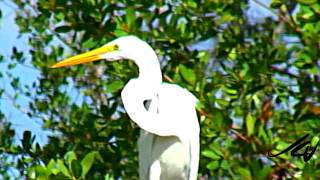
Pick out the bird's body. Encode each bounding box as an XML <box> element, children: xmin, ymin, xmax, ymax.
<box><xmin>134</xmin><ymin>82</ymin><xmax>199</xmax><ymax>180</ymax></box>
<box><xmin>140</xmin><ymin>131</ymin><xmax>190</xmax><ymax>180</ymax></box>
<box><xmin>52</xmin><ymin>36</ymin><xmax>199</xmax><ymax>180</ymax></box>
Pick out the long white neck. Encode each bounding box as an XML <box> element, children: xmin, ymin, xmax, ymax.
<box><xmin>135</xmin><ymin>53</ymin><xmax>162</xmax><ymax>87</ymax></box>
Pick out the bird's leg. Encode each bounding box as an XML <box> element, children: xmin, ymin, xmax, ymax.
<box><xmin>138</xmin><ymin>129</ymin><xmax>154</xmax><ymax>180</ymax></box>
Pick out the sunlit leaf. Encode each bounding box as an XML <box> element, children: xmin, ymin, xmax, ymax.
<box><xmin>179</xmin><ymin>64</ymin><xmax>196</xmax><ymax>85</ymax></box>
<box><xmin>81</xmin><ymin>151</ymin><xmax>99</xmax><ymax>178</ymax></box>
<box><xmin>106</xmin><ymin>80</ymin><xmax>124</xmax><ymax>93</ymax></box>
<box><xmin>57</xmin><ymin>160</ymin><xmax>71</xmax><ymax>178</ymax></box>
<box><xmin>246</xmin><ymin>113</ymin><xmax>255</xmax><ymax>136</ymax></box>
<box><xmin>206</xmin><ymin>161</ymin><xmax>219</xmax><ymax>170</ymax></box>
<box><xmin>202</xmin><ymin>150</ymin><xmax>221</xmax><ymax>160</ymax></box>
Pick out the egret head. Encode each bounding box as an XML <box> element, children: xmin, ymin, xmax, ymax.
<box><xmin>51</xmin><ymin>36</ymin><xmax>157</xmax><ymax>68</ymax></box>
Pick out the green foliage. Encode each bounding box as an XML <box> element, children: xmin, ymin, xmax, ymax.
<box><xmin>26</xmin><ymin>150</ymin><xmax>103</xmax><ymax>179</ymax></box>
<box><xmin>0</xmin><ymin>0</ymin><xmax>320</xmax><ymax>179</ymax></box>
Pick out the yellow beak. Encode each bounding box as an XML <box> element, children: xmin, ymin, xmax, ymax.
<box><xmin>51</xmin><ymin>44</ymin><xmax>118</xmax><ymax>68</ymax></box>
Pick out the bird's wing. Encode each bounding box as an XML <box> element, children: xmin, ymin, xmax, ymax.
<box><xmin>157</xmin><ymin>83</ymin><xmax>199</xmax><ymax>134</ymax></box>
<box><xmin>121</xmin><ymin>79</ymin><xmax>177</xmax><ymax>136</ymax></box>
<box><xmin>159</xmin><ymin>83</ymin><xmax>199</xmax><ymax>180</ymax></box>
<box><xmin>121</xmin><ymin>80</ymin><xmax>199</xmax><ymax>136</ymax></box>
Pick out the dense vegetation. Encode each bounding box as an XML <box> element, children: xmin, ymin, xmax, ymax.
<box><xmin>1</xmin><ymin>0</ymin><xmax>320</xmax><ymax>179</ymax></box>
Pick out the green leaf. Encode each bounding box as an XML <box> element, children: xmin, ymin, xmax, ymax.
<box><xmin>179</xmin><ymin>65</ymin><xmax>196</xmax><ymax>85</ymax></box>
<box><xmin>276</xmin><ymin>141</ymin><xmax>291</xmax><ymax>150</ymax></box>
<box><xmin>114</xmin><ymin>19</ymin><xmax>128</xmax><ymax>36</ymax></box>
<box><xmin>223</xmin><ymin>87</ymin><xmax>238</xmax><ymax>95</ymax></box>
<box><xmin>202</xmin><ymin>150</ymin><xmax>221</xmax><ymax>160</ymax></box>
<box><xmin>273</xmin><ymin>141</ymin><xmax>291</xmax><ymax>159</ymax></box>
<box><xmin>83</xmin><ymin>38</ymin><xmax>98</xmax><ymax>49</ymax></box>
<box><xmin>298</xmin><ymin>0</ymin><xmax>317</xmax><ymax>5</ymax></box>
<box><xmin>101</xmin><ymin>102</ymin><xmax>118</xmax><ymax>117</ymax></box>
<box><xmin>55</xmin><ymin>25</ymin><xmax>71</xmax><ymax>33</ymax></box>
<box><xmin>71</xmin><ymin>160</ymin><xmax>82</xmax><ymax>178</ymax></box>
<box><xmin>104</xmin><ymin>173</ymin><xmax>114</xmax><ymax>180</ymax></box>
<box><xmin>215</xmin><ymin>99</ymin><xmax>229</xmax><ymax>108</ymax></box>
<box><xmin>81</xmin><ymin>151</ymin><xmax>99</xmax><ymax>178</ymax></box>
<box><xmin>195</xmin><ymin>100</ymin><xmax>204</xmax><ymax>111</ymax></box>
<box><xmin>228</xmin><ymin>48</ymin><xmax>237</xmax><ymax>60</ymax></box>
<box><xmin>211</xmin><ymin>109</ymin><xmax>229</xmax><ymax>130</ymax></box>
<box><xmin>270</xmin><ymin>0</ymin><xmax>284</xmax><ymax>8</ymax></box>
<box><xmin>238</xmin><ymin>167</ymin><xmax>252</xmax><ymax>179</ymax></box>
<box><xmin>187</xmin><ymin>0</ymin><xmax>197</xmax><ymax>8</ymax></box>
<box><xmin>125</xmin><ymin>8</ymin><xmax>135</xmax><ymax>29</ymax></box>
<box><xmin>220</xmin><ymin>160</ymin><xmax>229</xmax><ymax>170</ymax></box>
<box><xmin>34</xmin><ymin>165</ymin><xmax>49</xmax><ymax>179</ymax></box>
<box><xmin>22</xmin><ymin>131</ymin><xmax>32</xmax><ymax>151</ymax></box>
<box><xmin>206</xmin><ymin>161</ymin><xmax>219</xmax><ymax>170</ymax></box>
<box><xmin>57</xmin><ymin>160</ymin><xmax>71</xmax><ymax>178</ymax></box>
<box><xmin>246</xmin><ymin>113</ymin><xmax>255</xmax><ymax>136</ymax></box>
<box><xmin>106</xmin><ymin>80</ymin><xmax>124</xmax><ymax>93</ymax></box>
<box><xmin>311</xmin><ymin>136</ymin><xmax>320</xmax><ymax>147</ymax></box>
<box><xmin>47</xmin><ymin>159</ymin><xmax>60</xmax><ymax>175</ymax></box>
<box><xmin>294</xmin><ymin>159</ymin><xmax>305</xmax><ymax>169</ymax></box>
<box><xmin>64</xmin><ymin>151</ymin><xmax>77</xmax><ymax>169</ymax></box>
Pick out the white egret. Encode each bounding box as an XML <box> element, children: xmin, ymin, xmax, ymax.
<box><xmin>51</xmin><ymin>36</ymin><xmax>200</xmax><ymax>180</ymax></box>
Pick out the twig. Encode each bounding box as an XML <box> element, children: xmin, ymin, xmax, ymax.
<box><xmin>269</xmin><ymin>65</ymin><xmax>299</xmax><ymax>78</ymax></box>
<box><xmin>163</xmin><ymin>74</ymin><xmax>174</xmax><ymax>83</ymax></box>
<box><xmin>253</xmin><ymin>0</ymin><xmax>307</xmax><ymax>45</ymax></box>
<box><xmin>230</xmin><ymin>129</ymin><xmax>250</xmax><ymax>143</ymax></box>
<box><xmin>196</xmin><ymin>108</ymin><xmax>212</xmax><ymax>119</ymax></box>
<box><xmin>281</xmin><ymin>5</ymin><xmax>307</xmax><ymax>45</ymax></box>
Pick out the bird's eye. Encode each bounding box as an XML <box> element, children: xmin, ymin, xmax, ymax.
<box><xmin>114</xmin><ymin>44</ymin><xmax>119</xmax><ymax>50</ymax></box>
